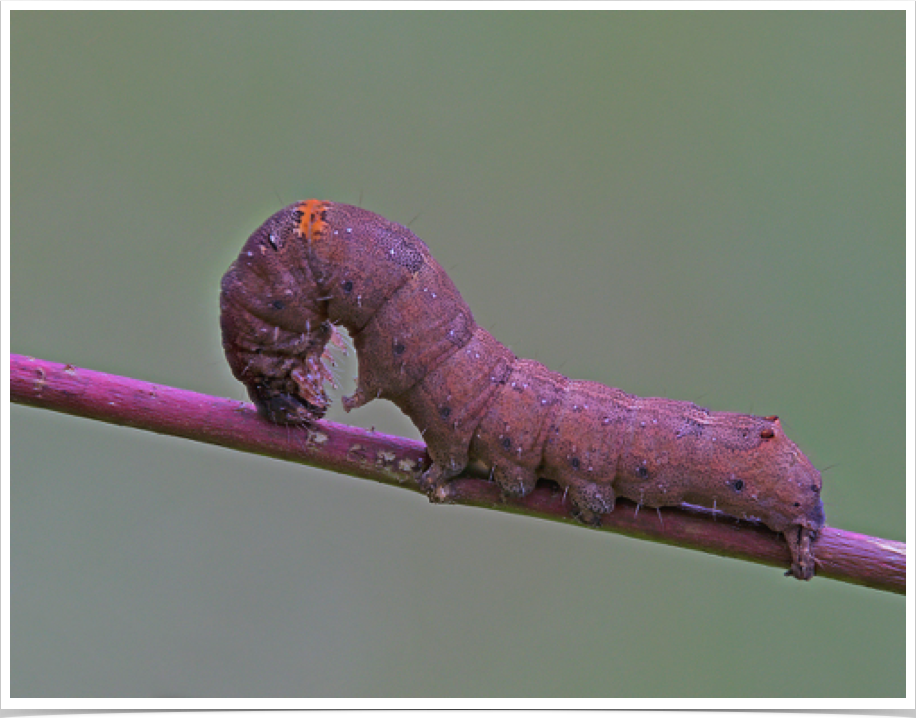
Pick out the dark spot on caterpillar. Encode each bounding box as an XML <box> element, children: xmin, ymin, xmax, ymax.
<box><xmin>219</xmin><ymin>199</ymin><xmax>826</xmax><ymax>582</ymax></box>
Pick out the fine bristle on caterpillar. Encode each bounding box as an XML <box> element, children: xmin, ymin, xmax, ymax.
<box><xmin>220</xmin><ymin>200</ymin><xmax>825</xmax><ymax>580</ymax></box>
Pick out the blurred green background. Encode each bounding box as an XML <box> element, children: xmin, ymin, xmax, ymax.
<box><xmin>10</xmin><ymin>10</ymin><xmax>905</xmax><ymax>698</ymax></box>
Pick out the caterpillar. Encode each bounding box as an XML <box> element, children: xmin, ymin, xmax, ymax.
<box><xmin>220</xmin><ymin>200</ymin><xmax>825</xmax><ymax>580</ymax></box>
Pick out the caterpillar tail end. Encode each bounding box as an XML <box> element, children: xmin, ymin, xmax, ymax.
<box><xmin>784</xmin><ymin>526</ymin><xmax>819</xmax><ymax>581</ymax></box>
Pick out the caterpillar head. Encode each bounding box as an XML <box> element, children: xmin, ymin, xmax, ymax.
<box><xmin>219</xmin><ymin>203</ymin><xmax>336</xmax><ymax>424</ymax></box>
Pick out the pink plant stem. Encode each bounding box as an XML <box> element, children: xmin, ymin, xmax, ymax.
<box><xmin>10</xmin><ymin>353</ymin><xmax>905</xmax><ymax>595</ymax></box>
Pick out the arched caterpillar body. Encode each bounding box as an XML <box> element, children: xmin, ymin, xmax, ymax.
<box><xmin>220</xmin><ymin>200</ymin><xmax>825</xmax><ymax>580</ymax></box>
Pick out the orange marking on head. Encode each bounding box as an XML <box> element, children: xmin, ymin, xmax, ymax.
<box><xmin>296</xmin><ymin>199</ymin><xmax>330</xmax><ymax>242</ymax></box>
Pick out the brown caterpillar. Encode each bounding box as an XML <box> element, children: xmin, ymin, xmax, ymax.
<box><xmin>220</xmin><ymin>200</ymin><xmax>825</xmax><ymax>580</ymax></box>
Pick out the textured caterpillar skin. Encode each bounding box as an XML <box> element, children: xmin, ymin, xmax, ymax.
<box><xmin>220</xmin><ymin>201</ymin><xmax>825</xmax><ymax>580</ymax></box>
